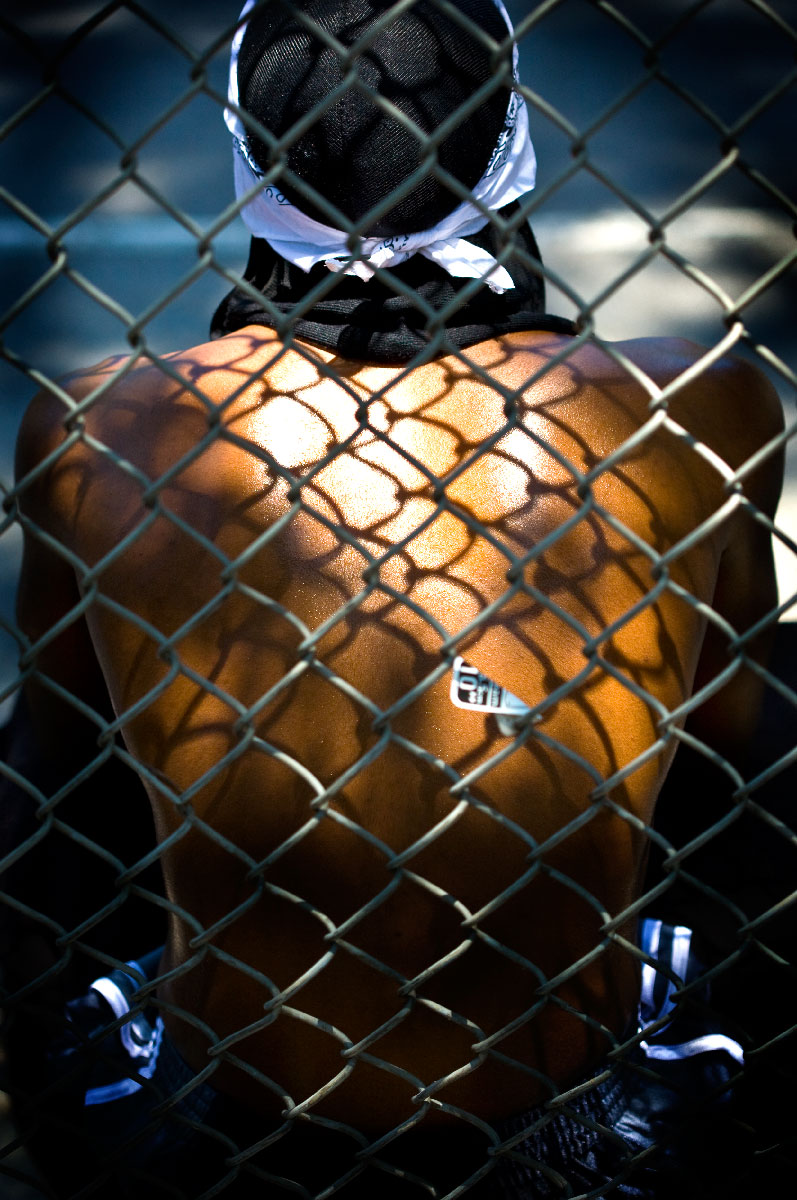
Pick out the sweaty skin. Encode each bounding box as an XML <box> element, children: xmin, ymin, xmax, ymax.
<box><xmin>15</xmin><ymin>327</ymin><xmax>783</xmax><ymax>1129</ymax></box>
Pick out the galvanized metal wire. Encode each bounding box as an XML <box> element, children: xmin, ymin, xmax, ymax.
<box><xmin>1</xmin><ymin>0</ymin><xmax>796</xmax><ymax>1196</ymax></box>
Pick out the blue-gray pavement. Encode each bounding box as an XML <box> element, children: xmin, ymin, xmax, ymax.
<box><xmin>0</xmin><ymin>3</ymin><xmax>796</xmax><ymax>1194</ymax></box>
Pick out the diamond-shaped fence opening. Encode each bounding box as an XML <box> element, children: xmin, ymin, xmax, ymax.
<box><xmin>1</xmin><ymin>0</ymin><xmax>796</xmax><ymax>1197</ymax></box>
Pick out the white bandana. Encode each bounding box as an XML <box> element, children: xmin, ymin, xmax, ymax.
<box><xmin>225</xmin><ymin>0</ymin><xmax>536</xmax><ymax>294</ymax></box>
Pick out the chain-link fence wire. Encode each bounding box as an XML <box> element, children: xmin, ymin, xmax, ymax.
<box><xmin>1</xmin><ymin>0</ymin><xmax>796</xmax><ymax>1195</ymax></box>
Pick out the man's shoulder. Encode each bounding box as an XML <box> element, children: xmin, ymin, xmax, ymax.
<box><xmin>15</xmin><ymin>331</ymin><xmax>273</xmax><ymax>471</ymax></box>
<box><xmin>484</xmin><ymin>332</ymin><xmax>784</xmax><ymax>520</ymax></box>
<box><xmin>501</xmin><ymin>330</ymin><xmax>777</xmax><ymax>396</ymax></box>
<box><xmin>597</xmin><ymin>334</ymin><xmax>781</xmax><ymax>407</ymax></box>
<box><xmin>592</xmin><ymin>336</ymin><xmax>784</xmax><ymax>522</ymax></box>
<box><xmin>15</xmin><ymin>354</ymin><xmax>129</xmax><ymax>487</ymax></box>
<box><xmin>503</xmin><ymin>332</ymin><xmax>782</xmax><ymax>450</ymax></box>
<box><xmin>611</xmin><ymin>335</ymin><xmax>784</xmax><ymax>466</ymax></box>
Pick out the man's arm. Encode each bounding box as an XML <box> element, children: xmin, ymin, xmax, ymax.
<box><xmin>679</xmin><ymin>356</ymin><xmax>785</xmax><ymax>768</ymax></box>
<box><xmin>15</xmin><ymin>527</ymin><xmax>113</xmax><ymax>774</ymax></box>
<box><xmin>13</xmin><ymin>380</ymin><xmax>115</xmax><ymax>776</ymax></box>
<box><xmin>2</xmin><ymin>384</ymin><xmax>119</xmax><ymax>993</ymax></box>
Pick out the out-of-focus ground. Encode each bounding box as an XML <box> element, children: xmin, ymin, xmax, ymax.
<box><xmin>0</xmin><ymin>0</ymin><xmax>795</xmax><ymax>1195</ymax></box>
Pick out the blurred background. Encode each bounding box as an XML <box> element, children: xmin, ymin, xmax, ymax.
<box><xmin>1</xmin><ymin>0</ymin><xmax>796</xmax><ymax>1194</ymax></box>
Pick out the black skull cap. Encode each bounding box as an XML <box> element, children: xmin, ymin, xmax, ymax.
<box><xmin>237</xmin><ymin>0</ymin><xmax>513</xmax><ymax>237</ymax></box>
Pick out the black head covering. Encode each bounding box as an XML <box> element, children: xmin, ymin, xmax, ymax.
<box><xmin>236</xmin><ymin>0</ymin><xmax>512</xmax><ymax>236</ymax></box>
<box><xmin>213</xmin><ymin>1</ymin><xmax>577</xmax><ymax>362</ymax></box>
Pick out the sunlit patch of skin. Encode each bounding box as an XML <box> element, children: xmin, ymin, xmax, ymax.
<box><xmin>497</xmin><ymin>424</ymin><xmax>581</xmax><ymax>488</ymax></box>
<box><xmin>364</xmin><ymin>398</ymin><xmax>391</xmax><ymax>433</ymax></box>
<box><xmin>376</xmin><ymin>500</ymin><xmax>470</xmax><ymax>572</ymax></box>
<box><xmin>445</xmin><ymin>450</ymin><xmax>535</xmax><ymax>527</ymax></box>
<box><xmin>372</xmin><ymin>360</ymin><xmax>464</xmax><ymax>415</ymax></box>
<box><xmin>244</xmin><ymin>392</ymin><xmax>337</xmax><ymax>472</ymax></box>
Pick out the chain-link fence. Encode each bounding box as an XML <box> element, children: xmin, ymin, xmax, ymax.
<box><xmin>1</xmin><ymin>0</ymin><xmax>796</xmax><ymax>1196</ymax></box>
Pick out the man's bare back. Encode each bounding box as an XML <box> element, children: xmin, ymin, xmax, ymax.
<box><xmin>15</xmin><ymin>326</ymin><xmax>783</xmax><ymax>1130</ymax></box>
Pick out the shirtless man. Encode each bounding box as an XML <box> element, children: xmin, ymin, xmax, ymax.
<box><xmin>8</xmin><ymin>0</ymin><xmax>784</xmax><ymax>1196</ymax></box>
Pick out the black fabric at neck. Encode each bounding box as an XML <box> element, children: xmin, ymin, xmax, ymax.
<box><xmin>210</xmin><ymin>204</ymin><xmax>576</xmax><ymax>364</ymax></box>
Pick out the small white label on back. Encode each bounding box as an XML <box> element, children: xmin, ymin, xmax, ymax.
<box><xmin>450</xmin><ymin>657</ymin><xmax>535</xmax><ymax>736</ymax></box>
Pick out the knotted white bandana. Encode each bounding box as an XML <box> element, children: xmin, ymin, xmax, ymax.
<box><xmin>225</xmin><ymin>0</ymin><xmax>536</xmax><ymax>294</ymax></box>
